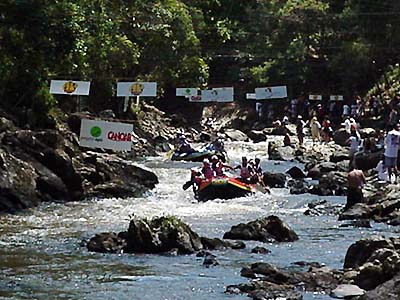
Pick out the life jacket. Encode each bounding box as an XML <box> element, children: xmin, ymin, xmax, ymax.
<box><xmin>202</xmin><ymin>166</ymin><xmax>214</xmax><ymax>180</ymax></box>
<box><xmin>212</xmin><ymin>162</ymin><xmax>224</xmax><ymax>177</ymax></box>
<box><xmin>240</xmin><ymin>166</ymin><xmax>251</xmax><ymax>179</ymax></box>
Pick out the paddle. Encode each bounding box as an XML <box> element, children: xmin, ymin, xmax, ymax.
<box><xmin>163</xmin><ymin>145</ymin><xmax>177</xmax><ymax>161</ymax></box>
<box><xmin>256</xmin><ymin>175</ymin><xmax>270</xmax><ymax>194</ymax></box>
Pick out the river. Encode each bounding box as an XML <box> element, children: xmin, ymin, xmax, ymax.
<box><xmin>0</xmin><ymin>141</ymin><xmax>397</xmax><ymax>300</ymax></box>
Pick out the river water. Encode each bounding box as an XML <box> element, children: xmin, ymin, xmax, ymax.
<box><xmin>0</xmin><ymin>141</ymin><xmax>397</xmax><ymax>300</ymax></box>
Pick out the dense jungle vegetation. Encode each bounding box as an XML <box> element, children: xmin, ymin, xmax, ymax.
<box><xmin>1</xmin><ymin>0</ymin><xmax>400</xmax><ymax>126</ymax></box>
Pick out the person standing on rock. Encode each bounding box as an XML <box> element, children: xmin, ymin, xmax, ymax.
<box><xmin>296</xmin><ymin>115</ymin><xmax>306</xmax><ymax>146</ymax></box>
<box><xmin>345</xmin><ymin>168</ymin><xmax>366</xmax><ymax>210</ymax></box>
<box><xmin>310</xmin><ymin>116</ymin><xmax>321</xmax><ymax>143</ymax></box>
<box><xmin>384</xmin><ymin>124</ymin><xmax>400</xmax><ymax>182</ymax></box>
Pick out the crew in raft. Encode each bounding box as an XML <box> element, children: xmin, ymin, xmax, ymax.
<box><xmin>182</xmin><ymin>157</ymin><xmax>234</xmax><ymax>191</ymax></box>
<box><xmin>210</xmin><ymin>155</ymin><xmax>234</xmax><ymax>176</ymax></box>
<box><xmin>234</xmin><ymin>156</ymin><xmax>257</xmax><ymax>184</ymax></box>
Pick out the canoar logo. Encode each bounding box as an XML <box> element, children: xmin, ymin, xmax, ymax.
<box><xmin>63</xmin><ymin>81</ymin><xmax>78</xmax><ymax>93</ymax></box>
<box><xmin>90</xmin><ymin>126</ymin><xmax>102</xmax><ymax>138</ymax></box>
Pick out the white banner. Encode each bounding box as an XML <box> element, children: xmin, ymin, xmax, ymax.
<box><xmin>79</xmin><ymin>119</ymin><xmax>133</xmax><ymax>152</ymax></box>
<box><xmin>309</xmin><ymin>95</ymin><xmax>322</xmax><ymax>101</ymax></box>
<box><xmin>255</xmin><ymin>86</ymin><xmax>287</xmax><ymax>100</ymax></box>
<box><xmin>246</xmin><ymin>93</ymin><xmax>256</xmax><ymax>100</ymax></box>
<box><xmin>50</xmin><ymin>80</ymin><xmax>91</xmax><ymax>96</ymax></box>
<box><xmin>330</xmin><ymin>95</ymin><xmax>344</xmax><ymax>101</ymax></box>
<box><xmin>117</xmin><ymin>82</ymin><xmax>157</xmax><ymax>97</ymax></box>
<box><xmin>176</xmin><ymin>88</ymin><xmax>199</xmax><ymax>97</ymax></box>
<box><xmin>201</xmin><ymin>87</ymin><xmax>234</xmax><ymax>102</ymax></box>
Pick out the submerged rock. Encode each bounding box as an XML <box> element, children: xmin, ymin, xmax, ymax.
<box><xmin>223</xmin><ymin>215</ymin><xmax>299</xmax><ymax>243</ymax></box>
<box><xmin>87</xmin><ymin>232</ymin><xmax>127</xmax><ymax>253</ymax></box>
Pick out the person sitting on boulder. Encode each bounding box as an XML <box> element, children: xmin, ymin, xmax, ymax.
<box><xmin>201</xmin><ymin>159</ymin><xmax>214</xmax><ymax>180</ymax></box>
<box><xmin>210</xmin><ymin>155</ymin><xmax>233</xmax><ymax>177</ymax></box>
<box><xmin>234</xmin><ymin>156</ymin><xmax>255</xmax><ymax>183</ymax></box>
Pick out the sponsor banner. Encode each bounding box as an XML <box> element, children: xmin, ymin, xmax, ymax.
<box><xmin>246</xmin><ymin>93</ymin><xmax>256</xmax><ymax>100</ymax></box>
<box><xmin>79</xmin><ymin>119</ymin><xmax>133</xmax><ymax>152</ymax></box>
<box><xmin>201</xmin><ymin>87</ymin><xmax>234</xmax><ymax>102</ymax></box>
<box><xmin>255</xmin><ymin>86</ymin><xmax>287</xmax><ymax>100</ymax></box>
<box><xmin>50</xmin><ymin>80</ymin><xmax>91</xmax><ymax>95</ymax></box>
<box><xmin>117</xmin><ymin>82</ymin><xmax>157</xmax><ymax>97</ymax></box>
<box><xmin>330</xmin><ymin>95</ymin><xmax>344</xmax><ymax>101</ymax></box>
<box><xmin>176</xmin><ymin>88</ymin><xmax>199</xmax><ymax>97</ymax></box>
<box><xmin>309</xmin><ymin>95</ymin><xmax>322</xmax><ymax>101</ymax></box>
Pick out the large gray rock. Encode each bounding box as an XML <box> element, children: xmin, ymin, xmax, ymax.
<box><xmin>333</xmin><ymin>128</ymin><xmax>350</xmax><ymax>146</ymax></box>
<box><xmin>0</xmin><ymin>149</ymin><xmax>39</xmax><ymax>212</ymax></box>
<box><xmin>225</xmin><ymin>129</ymin><xmax>249</xmax><ymax>141</ymax></box>
<box><xmin>339</xmin><ymin>203</ymin><xmax>372</xmax><ymax>221</ymax></box>
<box><xmin>125</xmin><ymin>216</ymin><xmax>203</xmax><ymax>254</ymax></box>
<box><xmin>223</xmin><ymin>215</ymin><xmax>299</xmax><ymax>243</ymax></box>
<box><xmin>247</xmin><ymin>130</ymin><xmax>266</xmax><ymax>143</ymax></box>
<box><xmin>263</xmin><ymin>172</ymin><xmax>286</xmax><ymax>188</ymax></box>
<box><xmin>354</xmin><ymin>150</ymin><xmax>383</xmax><ymax>171</ymax></box>
<box><xmin>344</xmin><ymin>236</ymin><xmax>396</xmax><ymax>269</ymax></box>
<box><xmin>359</xmin><ymin>272</ymin><xmax>400</xmax><ymax>299</ymax></box>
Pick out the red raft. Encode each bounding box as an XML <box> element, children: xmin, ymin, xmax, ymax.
<box><xmin>195</xmin><ymin>177</ymin><xmax>256</xmax><ymax>202</ymax></box>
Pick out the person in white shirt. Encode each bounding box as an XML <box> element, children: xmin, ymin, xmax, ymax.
<box><xmin>375</xmin><ymin>158</ymin><xmax>389</xmax><ymax>182</ymax></box>
<box><xmin>347</xmin><ymin>131</ymin><xmax>361</xmax><ymax>168</ymax></box>
<box><xmin>343</xmin><ymin>116</ymin><xmax>351</xmax><ymax>134</ymax></box>
<box><xmin>384</xmin><ymin>125</ymin><xmax>400</xmax><ymax>181</ymax></box>
<box><xmin>310</xmin><ymin>116</ymin><xmax>321</xmax><ymax>143</ymax></box>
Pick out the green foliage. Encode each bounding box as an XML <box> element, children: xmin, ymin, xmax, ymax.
<box><xmin>0</xmin><ymin>0</ymin><xmax>399</xmax><ymax>124</ymax></box>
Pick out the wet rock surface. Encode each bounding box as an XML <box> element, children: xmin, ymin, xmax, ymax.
<box><xmin>0</xmin><ymin>108</ymin><xmax>166</xmax><ymax>213</ymax></box>
<box><xmin>223</xmin><ymin>215</ymin><xmax>299</xmax><ymax>243</ymax></box>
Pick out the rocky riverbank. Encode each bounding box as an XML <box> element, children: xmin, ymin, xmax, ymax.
<box><xmin>0</xmin><ymin>104</ymin><xmax>180</xmax><ymax>213</ymax></box>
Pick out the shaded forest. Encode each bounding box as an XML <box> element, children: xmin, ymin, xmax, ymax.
<box><xmin>1</xmin><ymin>0</ymin><xmax>400</xmax><ymax>126</ymax></box>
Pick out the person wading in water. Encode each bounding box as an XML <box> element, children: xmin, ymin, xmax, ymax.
<box><xmin>345</xmin><ymin>167</ymin><xmax>366</xmax><ymax>210</ymax></box>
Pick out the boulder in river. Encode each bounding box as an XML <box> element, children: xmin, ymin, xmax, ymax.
<box><xmin>262</xmin><ymin>172</ymin><xmax>286</xmax><ymax>188</ymax></box>
<box><xmin>224</xmin><ymin>129</ymin><xmax>249</xmax><ymax>142</ymax></box>
<box><xmin>125</xmin><ymin>216</ymin><xmax>203</xmax><ymax>254</ymax></box>
<box><xmin>247</xmin><ymin>130</ymin><xmax>266</xmax><ymax>143</ymax></box>
<box><xmin>223</xmin><ymin>215</ymin><xmax>299</xmax><ymax>243</ymax></box>
<box><xmin>286</xmin><ymin>166</ymin><xmax>306</xmax><ymax>179</ymax></box>
<box><xmin>86</xmin><ymin>232</ymin><xmax>127</xmax><ymax>253</ymax></box>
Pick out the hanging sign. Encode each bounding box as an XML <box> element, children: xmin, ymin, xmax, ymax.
<box><xmin>330</xmin><ymin>95</ymin><xmax>344</xmax><ymax>101</ymax></box>
<box><xmin>176</xmin><ymin>88</ymin><xmax>199</xmax><ymax>97</ymax></box>
<box><xmin>246</xmin><ymin>93</ymin><xmax>256</xmax><ymax>100</ymax></box>
<box><xmin>309</xmin><ymin>95</ymin><xmax>322</xmax><ymax>101</ymax></box>
<box><xmin>201</xmin><ymin>87</ymin><xmax>234</xmax><ymax>102</ymax></box>
<box><xmin>79</xmin><ymin>119</ymin><xmax>133</xmax><ymax>152</ymax></box>
<box><xmin>117</xmin><ymin>82</ymin><xmax>157</xmax><ymax>97</ymax></box>
<box><xmin>255</xmin><ymin>86</ymin><xmax>287</xmax><ymax>100</ymax></box>
<box><xmin>50</xmin><ymin>80</ymin><xmax>91</xmax><ymax>96</ymax></box>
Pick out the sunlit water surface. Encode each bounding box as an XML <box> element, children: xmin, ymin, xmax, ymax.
<box><xmin>0</xmin><ymin>141</ymin><xmax>397</xmax><ymax>300</ymax></box>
